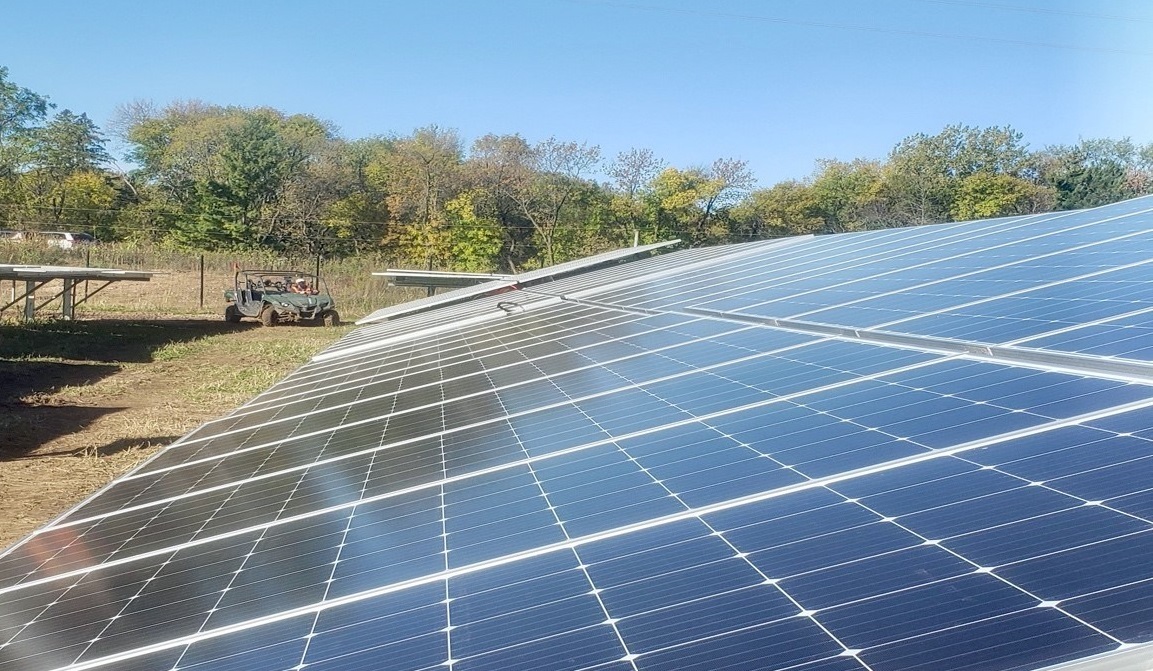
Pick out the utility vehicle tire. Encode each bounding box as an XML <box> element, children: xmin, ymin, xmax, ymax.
<box><xmin>259</xmin><ymin>305</ymin><xmax>278</xmax><ymax>327</ymax></box>
<box><xmin>321</xmin><ymin>309</ymin><xmax>341</xmax><ymax>327</ymax></box>
<box><xmin>224</xmin><ymin>304</ymin><xmax>242</xmax><ymax>323</ymax></box>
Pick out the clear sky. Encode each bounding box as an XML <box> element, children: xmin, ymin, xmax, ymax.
<box><xmin>4</xmin><ymin>0</ymin><xmax>1151</xmax><ymax>186</ymax></box>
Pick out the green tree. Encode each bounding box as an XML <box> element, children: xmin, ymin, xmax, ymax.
<box><xmin>465</xmin><ymin>133</ymin><xmax>536</xmax><ymax>272</ymax></box>
<box><xmin>809</xmin><ymin>158</ymin><xmax>887</xmax><ymax>232</ymax></box>
<box><xmin>731</xmin><ymin>180</ymin><xmax>821</xmax><ymax>239</ymax></box>
<box><xmin>651</xmin><ymin>159</ymin><xmax>754</xmax><ymax>245</ymax></box>
<box><xmin>497</xmin><ymin>136</ymin><xmax>601</xmax><ymax>266</ymax></box>
<box><xmin>253</xmin><ymin>113</ymin><xmax>339</xmax><ymax>255</ymax></box>
<box><xmin>1035</xmin><ymin>139</ymin><xmax>1149</xmax><ymax>210</ymax></box>
<box><xmin>31</xmin><ymin>110</ymin><xmax>110</xmax><ymax>174</ymax></box>
<box><xmin>446</xmin><ymin>190</ymin><xmax>504</xmax><ymax>271</ymax></box>
<box><xmin>185</xmin><ymin>113</ymin><xmax>306</xmax><ymax>248</ymax></box>
<box><xmin>286</xmin><ymin>138</ymin><xmax>383</xmax><ymax>256</ymax></box>
<box><xmin>1054</xmin><ymin>161</ymin><xmax>1130</xmax><ymax>210</ymax></box>
<box><xmin>0</xmin><ymin>67</ymin><xmax>53</xmax><ymax>227</ymax></box>
<box><xmin>117</xmin><ymin>100</ymin><xmax>227</xmax><ymax>210</ymax></box>
<box><xmin>386</xmin><ymin>126</ymin><xmax>464</xmax><ymax>265</ymax></box>
<box><xmin>0</xmin><ymin>67</ymin><xmax>52</xmax><ymax>178</ymax></box>
<box><xmin>605</xmin><ymin>148</ymin><xmax>665</xmax><ymax>245</ymax></box>
<box><xmin>319</xmin><ymin>137</ymin><xmax>399</xmax><ymax>255</ymax></box>
<box><xmin>117</xmin><ymin>103</ymin><xmax>335</xmax><ymax>249</ymax></box>
<box><xmin>10</xmin><ymin>110</ymin><xmax>115</xmax><ymax>230</ymax></box>
<box><xmin>884</xmin><ymin>124</ymin><xmax>1030</xmax><ymax>225</ymax></box>
<box><xmin>53</xmin><ymin>171</ymin><xmax>118</xmax><ymax>234</ymax></box>
<box><xmin>650</xmin><ymin>167</ymin><xmax>700</xmax><ymax>242</ymax></box>
<box><xmin>950</xmin><ymin>172</ymin><xmax>1055</xmax><ymax>220</ymax></box>
<box><xmin>694</xmin><ymin>158</ymin><xmax>755</xmax><ymax>244</ymax></box>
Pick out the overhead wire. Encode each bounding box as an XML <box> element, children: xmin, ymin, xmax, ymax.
<box><xmin>0</xmin><ymin>204</ymin><xmax>773</xmax><ymax>242</ymax></box>
<box><xmin>563</xmin><ymin>0</ymin><xmax>1153</xmax><ymax>57</ymax></box>
<box><xmin>914</xmin><ymin>0</ymin><xmax>1152</xmax><ymax>24</ymax></box>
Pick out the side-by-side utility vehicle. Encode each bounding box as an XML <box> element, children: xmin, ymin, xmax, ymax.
<box><xmin>224</xmin><ymin>270</ymin><xmax>339</xmax><ymax>326</ymax></box>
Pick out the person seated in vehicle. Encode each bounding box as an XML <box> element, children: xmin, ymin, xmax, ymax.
<box><xmin>290</xmin><ymin>277</ymin><xmax>317</xmax><ymax>295</ymax></box>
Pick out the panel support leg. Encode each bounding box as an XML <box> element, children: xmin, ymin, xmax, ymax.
<box><xmin>62</xmin><ymin>278</ymin><xmax>75</xmax><ymax>320</ymax></box>
<box><xmin>23</xmin><ymin>280</ymin><xmax>35</xmax><ymax>321</ymax></box>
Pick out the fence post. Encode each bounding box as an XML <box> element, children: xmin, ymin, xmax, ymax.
<box><xmin>199</xmin><ymin>254</ymin><xmax>205</xmax><ymax>309</ymax></box>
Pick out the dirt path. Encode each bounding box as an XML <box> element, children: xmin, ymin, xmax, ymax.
<box><xmin>0</xmin><ymin>318</ymin><xmax>342</xmax><ymax>549</ymax></box>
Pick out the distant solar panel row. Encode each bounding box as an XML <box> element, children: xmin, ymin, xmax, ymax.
<box><xmin>3</xmin><ymin>196</ymin><xmax>1153</xmax><ymax>671</ymax></box>
<box><xmin>354</xmin><ymin>240</ymin><xmax>680</xmax><ymax>327</ymax></box>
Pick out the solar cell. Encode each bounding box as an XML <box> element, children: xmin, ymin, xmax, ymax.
<box><xmin>4</xmin><ymin>196</ymin><xmax>1153</xmax><ymax>671</ymax></box>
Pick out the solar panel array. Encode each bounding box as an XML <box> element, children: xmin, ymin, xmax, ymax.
<box><xmin>0</xmin><ymin>265</ymin><xmax>154</xmax><ymax>283</ymax></box>
<box><xmin>3</xmin><ymin>197</ymin><xmax>1153</xmax><ymax>671</ymax></box>
<box><xmin>0</xmin><ymin>264</ymin><xmax>153</xmax><ymax>321</ymax></box>
<box><xmin>357</xmin><ymin>240</ymin><xmax>681</xmax><ymax>327</ymax></box>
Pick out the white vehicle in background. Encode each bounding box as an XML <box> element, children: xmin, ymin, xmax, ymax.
<box><xmin>7</xmin><ymin>230</ymin><xmax>96</xmax><ymax>249</ymax></box>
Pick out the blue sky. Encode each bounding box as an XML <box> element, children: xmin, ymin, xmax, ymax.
<box><xmin>4</xmin><ymin>0</ymin><xmax>1151</xmax><ymax>186</ymax></box>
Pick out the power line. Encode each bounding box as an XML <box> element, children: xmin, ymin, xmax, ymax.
<box><xmin>0</xmin><ymin>203</ymin><xmax>519</xmax><ymax>230</ymax></box>
<box><xmin>565</xmin><ymin>0</ymin><xmax>1153</xmax><ymax>57</ymax></box>
<box><xmin>916</xmin><ymin>0</ymin><xmax>1153</xmax><ymax>24</ymax></box>
<box><xmin>0</xmin><ymin>208</ymin><xmax>638</xmax><ymax>242</ymax></box>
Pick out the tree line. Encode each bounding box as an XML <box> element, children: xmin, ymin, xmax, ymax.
<box><xmin>2</xmin><ymin>66</ymin><xmax>1151</xmax><ymax>272</ymax></box>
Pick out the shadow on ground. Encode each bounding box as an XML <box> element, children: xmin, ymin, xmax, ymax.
<box><xmin>0</xmin><ymin>318</ymin><xmax>255</xmax><ymax>458</ymax></box>
<box><xmin>0</xmin><ymin>404</ymin><xmax>124</xmax><ymax>458</ymax></box>
<box><xmin>21</xmin><ymin>432</ymin><xmax>186</xmax><ymax>459</ymax></box>
<box><xmin>0</xmin><ymin>318</ymin><xmax>253</xmax><ymax>364</ymax></box>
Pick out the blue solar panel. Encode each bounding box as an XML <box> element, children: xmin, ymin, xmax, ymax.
<box><xmin>4</xmin><ymin>196</ymin><xmax>1153</xmax><ymax>671</ymax></box>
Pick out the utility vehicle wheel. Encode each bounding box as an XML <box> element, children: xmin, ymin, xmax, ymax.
<box><xmin>224</xmin><ymin>304</ymin><xmax>242</xmax><ymax>323</ymax></box>
<box><xmin>321</xmin><ymin>309</ymin><xmax>341</xmax><ymax>327</ymax></box>
<box><xmin>259</xmin><ymin>305</ymin><xmax>278</xmax><ymax>327</ymax></box>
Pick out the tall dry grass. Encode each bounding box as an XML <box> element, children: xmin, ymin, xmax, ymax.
<box><xmin>0</xmin><ymin>241</ymin><xmax>431</xmax><ymax>320</ymax></box>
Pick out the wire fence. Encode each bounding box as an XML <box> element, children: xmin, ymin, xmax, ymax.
<box><xmin>0</xmin><ymin>242</ymin><xmax>430</xmax><ymax>321</ymax></box>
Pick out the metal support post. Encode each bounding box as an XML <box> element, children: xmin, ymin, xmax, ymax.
<box><xmin>62</xmin><ymin>278</ymin><xmax>75</xmax><ymax>320</ymax></box>
<box><xmin>23</xmin><ymin>280</ymin><xmax>35</xmax><ymax>320</ymax></box>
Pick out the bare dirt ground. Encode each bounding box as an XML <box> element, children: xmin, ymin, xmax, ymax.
<box><xmin>0</xmin><ymin>316</ymin><xmax>345</xmax><ymax>550</ymax></box>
